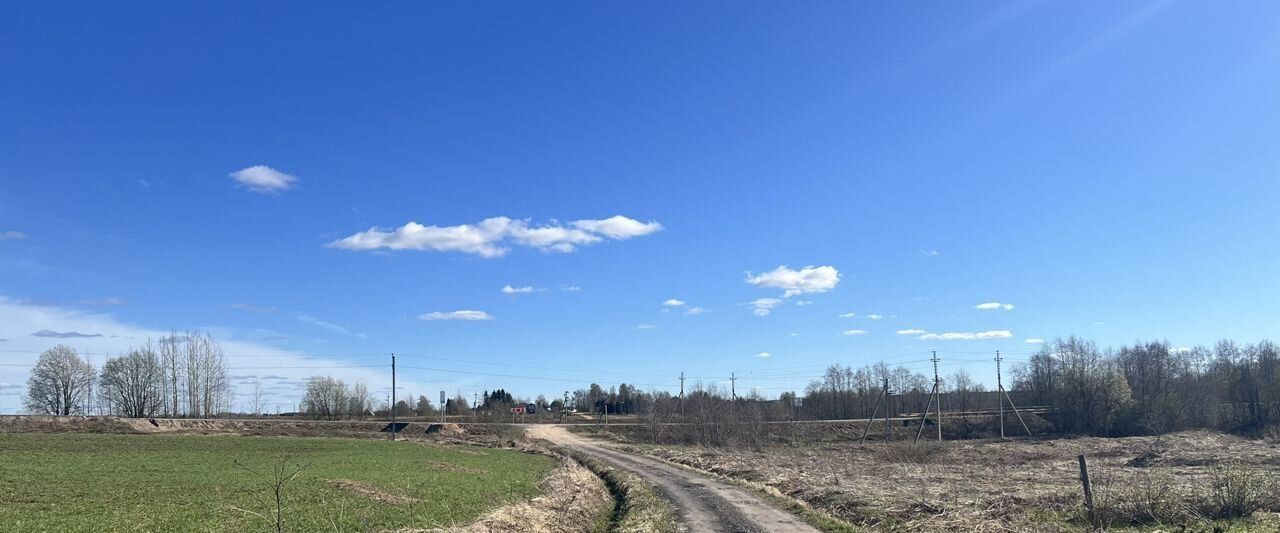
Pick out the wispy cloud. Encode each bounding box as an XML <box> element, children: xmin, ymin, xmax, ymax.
<box><xmin>794</xmin><ymin>300</ymin><xmax>814</xmax><ymax>306</ymax></box>
<box><xmin>229</xmin><ymin>165</ymin><xmax>298</xmax><ymax>194</ymax></box>
<box><xmin>560</xmin><ymin>286</ymin><xmax>583</xmax><ymax>292</ymax></box>
<box><xmin>80</xmin><ymin>297</ymin><xmax>125</xmax><ymax>306</ymax></box>
<box><xmin>0</xmin><ymin>231</ymin><xmax>26</xmax><ymax>241</ymax></box>
<box><xmin>918</xmin><ymin>249</ymin><xmax>939</xmax><ymax>256</ymax></box>
<box><xmin>838</xmin><ymin>312</ymin><xmax>857</xmax><ymax>318</ymax></box>
<box><xmin>746</xmin><ymin>297</ymin><xmax>784</xmax><ymax>317</ymax></box>
<box><xmin>327</xmin><ymin>215</ymin><xmax>661</xmax><ymax>257</ymax></box>
<box><xmin>746</xmin><ymin>265</ymin><xmax>840</xmax><ymax>297</ymax></box>
<box><xmin>756</xmin><ymin>352</ymin><xmax>771</xmax><ymax>358</ymax></box>
<box><xmin>31</xmin><ymin>329</ymin><xmax>102</xmax><ymax>339</ymax></box>
<box><xmin>663</xmin><ymin>299</ymin><xmax>686</xmax><ymax>307</ymax></box>
<box><xmin>896</xmin><ymin>328</ymin><xmax>927</xmax><ymax>335</ymax></box>
<box><xmin>231</xmin><ymin>303</ymin><xmax>278</xmax><ymax>314</ymax></box>
<box><xmin>297</xmin><ymin>314</ymin><xmax>366</xmax><ymax>338</ymax></box>
<box><xmin>975</xmin><ymin>302</ymin><xmax>1015</xmax><ymax>311</ymax></box>
<box><xmin>635</xmin><ymin>324</ymin><xmax>657</xmax><ymax>330</ymax></box>
<box><xmin>841</xmin><ymin>329</ymin><xmax>868</xmax><ymax>336</ymax></box>
<box><xmin>684</xmin><ymin>307</ymin><xmax>708</xmax><ymax>316</ymax></box>
<box><xmin>418</xmin><ymin>310</ymin><xmax>494</xmax><ymax>321</ymax></box>
<box><xmin>919</xmin><ymin>330</ymin><xmax>1012</xmax><ymax>340</ymax></box>
<box><xmin>501</xmin><ymin>285</ymin><xmax>538</xmax><ymax>295</ymax></box>
<box><xmin>1025</xmin><ymin>338</ymin><xmax>1046</xmax><ymax>344</ymax></box>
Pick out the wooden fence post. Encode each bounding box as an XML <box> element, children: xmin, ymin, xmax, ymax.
<box><xmin>1078</xmin><ymin>454</ymin><xmax>1096</xmax><ymax>529</ymax></box>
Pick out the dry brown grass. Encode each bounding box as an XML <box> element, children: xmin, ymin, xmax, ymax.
<box><xmin>618</xmin><ymin>430</ymin><xmax>1280</xmax><ymax>532</ymax></box>
<box><xmin>431</xmin><ymin>456</ymin><xmax>611</xmax><ymax>533</ymax></box>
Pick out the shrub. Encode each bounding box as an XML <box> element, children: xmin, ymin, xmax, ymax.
<box><xmin>1198</xmin><ymin>464</ymin><xmax>1274</xmax><ymax>520</ymax></box>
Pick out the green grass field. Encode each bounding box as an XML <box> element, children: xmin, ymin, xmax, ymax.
<box><xmin>0</xmin><ymin>433</ymin><xmax>555</xmax><ymax>532</ymax></box>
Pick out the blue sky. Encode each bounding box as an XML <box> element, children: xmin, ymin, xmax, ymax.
<box><xmin>2</xmin><ymin>1</ymin><xmax>1278</xmax><ymax>411</ymax></box>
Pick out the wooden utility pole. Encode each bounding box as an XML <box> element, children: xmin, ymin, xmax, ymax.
<box><xmin>996</xmin><ymin>350</ymin><xmax>1005</xmax><ymax>439</ymax></box>
<box><xmin>914</xmin><ymin>351</ymin><xmax>943</xmax><ymax>444</ymax></box>
<box><xmin>390</xmin><ymin>353</ymin><xmax>396</xmax><ymax>442</ymax></box>
<box><xmin>679</xmin><ymin>372</ymin><xmax>685</xmax><ymax>419</ymax></box>
<box><xmin>859</xmin><ymin>378</ymin><xmax>888</xmax><ymax>444</ymax></box>
<box><xmin>995</xmin><ymin>350</ymin><xmax>1033</xmax><ymax>437</ymax></box>
<box><xmin>730</xmin><ymin>372</ymin><xmax>737</xmax><ymax>401</ymax></box>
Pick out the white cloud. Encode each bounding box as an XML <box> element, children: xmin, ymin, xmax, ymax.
<box><xmin>896</xmin><ymin>328</ymin><xmax>927</xmax><ymax>335</ymax></box>
<box><xmin>560</xmin><ymin>286</ymin><xmax>583</xmax><ymax>292</ymax></box>
<box><xmin>794</xmin><ymin>300</ymin><xmax>814</xmax><ymax>306</ymax></box>
<box><xmin>570</xmin><ymin>216</ymin><xmax>663</xmax><ymax>239</ymax></box>
<box><xmin>327</xmin><ymin>215</ymin><xmax>661</xmax><ymax>257</ymax></box>
<box><xmin>756</xmin><ymin>352</ymin><xmax>771</xmax><ymax>358</ymax></box>
<box><xmin>975</xmin><ymin>302</ymin><xmax>1015</xmax><ymax>311</ymax></box>
<box><xmin>1025</xmin><ymin>338</ymin><xmax>1046</xmax><ymax>344</ymax></box>
<box><xmin>747</xmin><ymin>297</ymin><xmax>783</xmax><ymax>317</ymax></box>
<box><xmin>919</xmin><ymin>330</ymin><xmax>1013</xmax><ymax>340</ymax></box>
<box><xmin>297</xmin><ymin>314</ymin><xmax>367</xmax><ymax>339</ymax></box>
<box><xmin>229</xmin><ymin>165</ymin><xmax>298</xmax><ymax>194</ymax></box>
<box><xmin>918</xmin><ymin>249</ymin><xmax>940</xmax><ymax>256</ymax></box>
<box><xmin>788</xmin><ymin>332</ymin><xmax>799</xmax><ymax>337</ymax></box>
<box><xmin>684</xmin><ymin>307</ymin><xmax>708</xmax><ymax>316</ymax></box>
<box><xmin>502</xmin><ymin>285</ymin><xmax>537</xmax><ymax>295</ymax></box>
<box><xmin>80</xmin><ymin>297</ymin><xmax>126</xmax><ymax>306</ymax></box>
<box><xmin>841</xmin><ymin>329</ymin><xmax>868</xmax><ymax>336</ymax></box>
<box><xmin>745</xmin><ymin>265</ymin><xmax>840</xmax><ymax>297</ymax></box>
<box><xmin>866</xmin><ymin>314</ymin><xmax>884</xmax><ymax>320</ymax></box>
<box><xmin>1092</xmin><ymin>321</ymin><xmax>1105</xmax><ymax>326</ymax></box>
<box><xmin>418</xmin><ymin>310</ymin><xmax>494</xmax><ymax>321</ymax></box>
<box><xmin>0</xmin><ymin>230</ymin><xmax>26</xmax><ymax>241</ymax></box>
<box><xmin>635</xmin><ymin>324</ymin><xmax>658</xmax><ymax>330</ymax></box>
<box><xmin>838</xmin><ymin>312</ymin><xmax>857</xmax><ymax>318</ymax></box>
<box><xmin>663</xmin><ymin>299</ymin><xmax>686</xmax><ymax>307</ymax></box>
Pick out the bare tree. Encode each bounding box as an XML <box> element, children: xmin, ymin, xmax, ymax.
<box><xmin>301</xmin><ymin>376</ymin><xmax>350</xmax><ymax>420</ymax></box>
<box><xmin>98</xmin><ymin>342</ymin><xmax>163</xmax><ymax>417</ymax></box>
<box><xmin>25</xmin><ymin>345</ymin><xmax>97</xmax><ymax>415</ymax></box>
<box><xmin>348</xmin><ymin>382</ymin><xmax>371</xmax><ymax>419</ymax></box>
<box><xmin>235</xmin><ymin>458</ymin><xmax>312</xmax><ymax>533</ymax></box>
<box><xmin>157</xmin><ymin>332</ymin><xmax>182</xmax><ymax>416</ymax></box>
<box><xmin>249</xmin><ymin>380</ymin><xmax>268</xmax><ymax>416</ymax></box>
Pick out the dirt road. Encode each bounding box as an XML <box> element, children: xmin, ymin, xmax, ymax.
<box><xmin>528</xmin><ymin>425</ymin><xmax>819</xmax><ymax>533</ymax></box>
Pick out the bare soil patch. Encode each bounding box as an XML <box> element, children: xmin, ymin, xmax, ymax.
<box><xmin>329</xmin><ymin>479</ymin><xmax>421</xmax><ymax>505</ymax></box>
<box><xmin>426</xmin><ymin>460</ymin><xmax>486</xmax><ymax>474</ymax></box>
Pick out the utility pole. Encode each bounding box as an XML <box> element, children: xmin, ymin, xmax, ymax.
<box><xmin>935</xmin><ymin>351</ymin><xmax>943</xmax><ymax>442</ymax></box>
<box><xmin>390</xmin><ymin>353</ymin><xmax>397</xmax><ymax>442</ymax></box>
<box><xmin>884</xmin><ymin>377</ymin><xmax>892</xmax><ymax>443</ymax></box>
<box><xmin>996</xmin><ymin>350</ymin><xmax>1005</xmax><ymax>439</ymax></box>
<box><xmin>730</xmin><ymin>372</ymin><xmax>737</xmax><ymax>401</ymax></box>
<box><xmin>560</xmin><ymin>391</ymin><xmax>569</xmax><ymax>423</ymax></box>
<box><xmin>859</xmin><ymin>376</ymin><xmax>889</xmax><ymax>444</ymax></box>
<box><xmin>679</xmin><ymin>372</ymin><xmax>685</xmax><ymax>419</ymax></box>
<box><xmin>914</xmin><ymin>351</ymin><xmax>944</xmax><ymax>444</ymax></box>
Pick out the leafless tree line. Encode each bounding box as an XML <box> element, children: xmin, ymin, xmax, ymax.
<box><xmin>298</xmin><ymin>376</ymin><xmax>372</xmax><ymax>420</ymax></box>
<box><xmin>24</xmin><ymin>331</ymin><xmax>233</xmax><ymax>417</ymax></box>
<box><xmin>1012</xmin><ymin>336</ymin><xmax>1280</xmax><ymax>436</ymax></box>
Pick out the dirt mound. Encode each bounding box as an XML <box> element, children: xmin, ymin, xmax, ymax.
<box><xmin>329</xmin><ymin>479</ymin><xmax>420</xmax><ymax>505</ymax></box>
<box><xmin>0</xmin><ymin>415</ymin><xmax>140</xmax><ymax>433</ymax></box>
